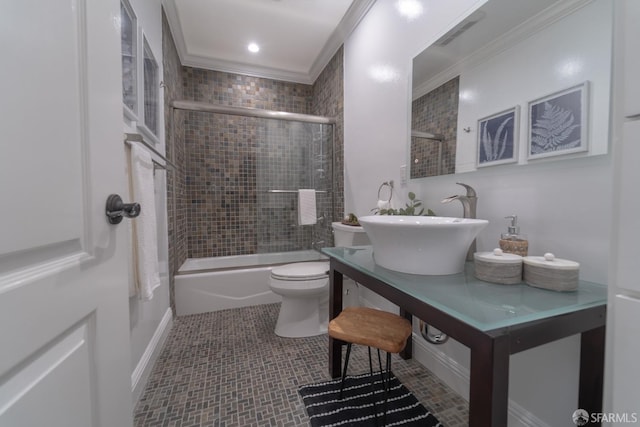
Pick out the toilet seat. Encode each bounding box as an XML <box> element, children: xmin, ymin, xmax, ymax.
<box><xmin>271</xmin><ymin>261</ymin><xmax>329</xmax><ymax>281</ymax></box>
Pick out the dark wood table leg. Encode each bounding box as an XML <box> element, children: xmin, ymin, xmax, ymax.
<box><xmin>469</xmin><ymin>336</ymin><xmax>509</xmax><ymax>427</ymax></box>
<box><xmin>578</xmin><ymin>326</ymin><xmax>605</xmax><ymax>425</ymax></box>
<box><xmin>328</xmin><ymin>262</ymin><xmax>343</xmax><ymax>378</ymax></box>
<box><xmin>400</xmin><ymin>308</ymin><xmax>412</xmax><ymax>360</ymax></box>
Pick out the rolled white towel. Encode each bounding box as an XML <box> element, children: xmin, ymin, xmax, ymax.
<box><xmin>377</xmin><ymin>199</ymin><xmax>390</xmax><ymax>210</ymax></box>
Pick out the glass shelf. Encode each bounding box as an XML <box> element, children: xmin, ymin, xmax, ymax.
<box><xmin>322</xmin><ymin>246</ymin><xmax>607</xmax><ymax>332</ymax></box>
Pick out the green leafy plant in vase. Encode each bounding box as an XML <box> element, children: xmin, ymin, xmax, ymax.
<box><xmin>372</xmin><ymin>192</ymin><xmax>436</xmax><ymax>216</ymax></box>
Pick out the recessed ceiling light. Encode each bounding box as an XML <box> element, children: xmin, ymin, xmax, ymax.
<box><xmin>396</xmin><ymin>0</ymin><xmax>423</xmax><ymax>21</ymax></box>
<box><xmin>248</xmin><ymin>42</ymin><xmax>260</xmax><ymax>53</ymax></box>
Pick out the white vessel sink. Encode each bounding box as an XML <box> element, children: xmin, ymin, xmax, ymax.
<box><xmin>358</xmin><ymin>215</ymin><xmax>489</xmax><ymax>275</ymax></box>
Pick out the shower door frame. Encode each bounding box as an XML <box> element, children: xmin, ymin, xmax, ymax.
<box><xmin>169</xmin><ymin>100</ymin><xmax>337</xmax><ymax>256</ymax></box>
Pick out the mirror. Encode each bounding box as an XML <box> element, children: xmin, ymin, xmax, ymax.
<box><xmin>410</xmin><ymin>0</ymin><xmax>612</xmax><ymax>178</ymax></box>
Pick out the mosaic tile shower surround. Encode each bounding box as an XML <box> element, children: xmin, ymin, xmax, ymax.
<box><xmin>183</xmin><ymin>67</ymin><xmax>313</xmax><ymax>113</ymax></box>
<box><xmin>163</xmin><ymin>11</ymin><xmax>187</xmax><ymax>314</ymax></box>
<box><xmin>134</xmin><ymin>303</ymin><xmax>468</xmax><ymax>426</ymax></box>
<box><xmin>411</xmin><ymin>77</ymin><xmax>459</xmax><ymax>178</ymax></box>
<box><xmin>164</xmin><ymin>21</ymin><xmax>345</xmax><ymax>310</ymax></box>
<box><xmin>184</xmin><ymin>111</ymin><xmax>334</xmax><ymax>258</ymax></box>
<box><xmin>185</xmin><ymin>112</ymin><xmax>257</xmax><ymax>257</ymax></box>
<box><xmin>179</xmin><ymin>64</ymin><xmax>342</xmax><ymax>258</ymax></box>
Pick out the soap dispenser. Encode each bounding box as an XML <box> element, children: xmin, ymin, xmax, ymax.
<box><xmin>499</xmin><ymin>215</ymin><xmax>528</xmax><ymax>256</ymax></box>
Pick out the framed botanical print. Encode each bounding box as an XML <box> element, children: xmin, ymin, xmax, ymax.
<box><xmin>528</xmin><ymin>82</ymin><xmax>589</xmax><ymax>159</ymax></box>
<box><xmin>477</xmin><ymin>106</ymin><xmax>519</xmax><ymax>167</ymax></box>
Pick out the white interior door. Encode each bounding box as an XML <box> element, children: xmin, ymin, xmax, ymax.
<box><xmin>0</xmin><ymin>1</ymin><xmax>133</xmax><ymax>426</ymax></box>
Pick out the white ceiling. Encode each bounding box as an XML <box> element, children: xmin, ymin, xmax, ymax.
<box><xmin>412</xmin><ymin>0</ymin><xmax>575</xmax><ymax>98</ymax></box>
<box><xmin>163</xmin><ymin>0</ymin><xmax>375</xmax><ymax>84</ymax></box>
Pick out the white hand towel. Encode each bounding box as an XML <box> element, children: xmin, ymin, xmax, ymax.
<box><xmin>297</xmin><ymin>189</ymin><xmax>317</xmax><ymax>225</ymax></box>
<box><xmin>129</xmin><ymin>143</ymin><xmax>161</xmax><ymax>300</ymax></box>
<box><xmin>126</xmin><ymin>219</ymin><xmax>137</xmax><ymax>298</ymax></box>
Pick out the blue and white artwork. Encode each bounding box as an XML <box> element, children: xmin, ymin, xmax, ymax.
<box><xmin>477</xmin><ymin>107</ymin><xmax>519</xmax><ymax>167</ymax></box>
<box><xmin>528</xmin><ymin>82</ymin><xmax>588</xmax><ymax>159</ymax></box>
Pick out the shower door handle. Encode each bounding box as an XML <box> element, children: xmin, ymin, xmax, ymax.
<box><xmin>105</xmin><ymin>194</ymin><xmax>141</xmax><ymax>224</ymax></box>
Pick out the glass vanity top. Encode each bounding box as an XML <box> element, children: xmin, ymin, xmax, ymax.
<box><xmin>322</xmin><ymin>246</ymin><xmax>607</xmax><ymax>332</ymax></box>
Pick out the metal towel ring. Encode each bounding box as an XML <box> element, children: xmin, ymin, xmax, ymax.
<box><xmin>377</xmin><ymin>181</ymin><xmax>393</xmax><ymax>203</ymax></box>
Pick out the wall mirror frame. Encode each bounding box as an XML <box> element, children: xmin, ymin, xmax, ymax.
<box><xmin>410</xmin><ymin>0</ymin><xmax>613</xmax><ymax>179</ymax></box>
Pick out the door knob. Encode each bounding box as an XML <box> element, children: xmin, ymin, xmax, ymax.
<box><xmin>105</xmin><ymin>194</ymin><xmax>141</xmax><ymax>224</ymax></box>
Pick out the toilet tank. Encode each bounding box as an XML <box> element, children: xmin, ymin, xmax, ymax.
<box><xmin>331</xmin><ymin>222</ymin><xmax>371</xmax><ymax>247</ymax></box>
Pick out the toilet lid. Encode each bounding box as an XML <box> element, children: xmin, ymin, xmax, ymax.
<box><xmin>271</xmin><ymin>261</ymin><xmax>330</xmax><ymax>281</ymax></box>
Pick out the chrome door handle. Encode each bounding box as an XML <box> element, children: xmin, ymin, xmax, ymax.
<box><xmin>105</xmin><ymin>194</ymin><xmax>141</xmax><ymax>224</ymax></box>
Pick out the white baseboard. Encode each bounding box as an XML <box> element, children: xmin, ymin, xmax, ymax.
<box><xmin>411</xmin><ymin>331</ymin><xmax>470</xmax><ymax>397</ymax></box>
<box><xmin>508</xmin><ymin>399</ymin><xmax>552</xmax><ymax>427</ymax></box>
<box><xmin>131</xmin><ymin>308</ymin><xmax>173</xmax><ymax>404</ymax></box>
<box><xmin>412</xmin><ymin>333</ymin><xmax>551</xmax><ymax>427</ymax></box>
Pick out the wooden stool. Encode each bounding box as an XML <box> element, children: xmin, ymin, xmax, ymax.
<box><xmin>328</xmin><ymin>306</ymin><xmax>412</xmax><ymax>426</ymax></box>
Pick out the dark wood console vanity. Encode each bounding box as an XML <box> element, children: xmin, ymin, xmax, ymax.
<box><xmin>322</xmin><ymin>246</ymin><xmax>607</xmax><ymax>427</ymax></box>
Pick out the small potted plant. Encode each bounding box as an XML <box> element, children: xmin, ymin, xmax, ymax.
<box><xmin>341</xmin><ymin>212</ymin><xmax>361</xmax><ymax>226</ymax></box>
<box><xmin>372</xmin><ymin>192</ymin><xmax>436</xmax><ymax>216</ymax></box>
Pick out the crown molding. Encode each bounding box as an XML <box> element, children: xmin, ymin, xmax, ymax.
<box><xmin>162</xmin><ymin>0</ymin><xmax>186</xmax><ymax>63</ymax></box>
<box><xmin>308</xmin><ymin>0</ymin><xmax>376</xmax><ymax>83</ymax></box>
<box><xmin>162</xmin><ymin>0</ymin><xmax>376</xmax><ymax>85</ymax></box>
<box><xmin>412</xmin><ymin>0</ymin><xmax>593</xmax><ymax>100</ymax></box>
<box><xmin>182</xmin><ymin>55</ymin><xmax>315</xmax><ymax>84</ymax></box>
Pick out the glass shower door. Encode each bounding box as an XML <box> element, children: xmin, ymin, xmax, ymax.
<box><xmin>256</xmin><ymin>120</ymin><xmax>332</xmax><ymax>253</ymax></box>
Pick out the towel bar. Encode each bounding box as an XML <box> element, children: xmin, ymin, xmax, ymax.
<box><xmin>266</xmin><ymin>190</ymin><xmax>328</xmax><ymax>194</ymax></box>
<box><xmin>124</xmin><ymin>133</ymin><xmax>177</xmax><ymax>171</ymax></box>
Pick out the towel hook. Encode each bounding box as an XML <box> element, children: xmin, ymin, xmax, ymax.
<box><xmin>105</xmin><ymin>194</ymin><xmax>141</xmax><ymax>224</ymax></box>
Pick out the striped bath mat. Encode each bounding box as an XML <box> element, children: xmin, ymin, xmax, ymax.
<box><xmin>299</xmin><ymin>372</ymin><xmax>442</xmax><ymax>426</ymax></box>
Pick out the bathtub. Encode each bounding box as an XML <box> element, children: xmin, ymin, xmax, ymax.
<box><xmin>174</xmin><ymin>250</ymin><xmax>327</xmax><ymax>316</ymax></box>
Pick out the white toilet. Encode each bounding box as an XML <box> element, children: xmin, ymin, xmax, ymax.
<box><xmin>269</xmin><ymin>221</ymin><xmax>370</xmax><ymax>338</ymax></box>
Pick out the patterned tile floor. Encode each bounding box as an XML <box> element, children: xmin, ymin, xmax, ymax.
<box><xmin>134</xmin><ymin>304</ymin><xmax>468</xmax><ymax>426</ymax></box>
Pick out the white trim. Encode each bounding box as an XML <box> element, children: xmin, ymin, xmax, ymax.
<box><xmin>136</xmin><ymin>122</ymin><xmax>161</xmax><ymax>147</ymax></box>
<box><xmin>140</xmin><ymin>33</ymin><xmax>161</xmax><ymax>138</ymax></box>
<box><xmin>180</xmin><ymin>55</ymin><xmax>316</xmax><ymax>84</ymax></box>
<box><xmin>508</xmin><ymin>399</ymin><xmax>553</xmax><ymax>427</ymax></box>
<box><xmin>307</xmin><ymin>0</ymin><xmax>376</xmax><ymax>83</ymax></box>
<box><xmin>411</xmin><ymin>332</ymin><xmax>469</xmax><ymax>398</ymax></box>
<box><xmin>411</xmin><ymin>333</ymin><xmax>551</xmax><ymax>427</ymax></box>
<box><xmin>120</xmin><ymin>0</ymin><xmax>138</xmax><ymax>115</ymax></box>
<box><xmin>161</xmin><ymin>0</ymin><xmax>188</xmax><ymax>68</ymax></box>
<box><xmin>0</xmin><ymin>249</ymin><xmax>90</xmax><ymax>294</ymax></box>
<box><xmin>131</xmin><ymin>308</ymin><xmax>173</xmax><ymax>404</ymax></box>
<box><xmin>123</xmin><ymin>104</ymin><xmax>138</xmax><ymax>122</ymax></box>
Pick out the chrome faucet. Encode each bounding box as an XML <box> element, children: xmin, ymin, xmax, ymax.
<box><xmin>441</xmin><ymin>182</ymin><xmax>478</xmax><ymax>261</ymax></box>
